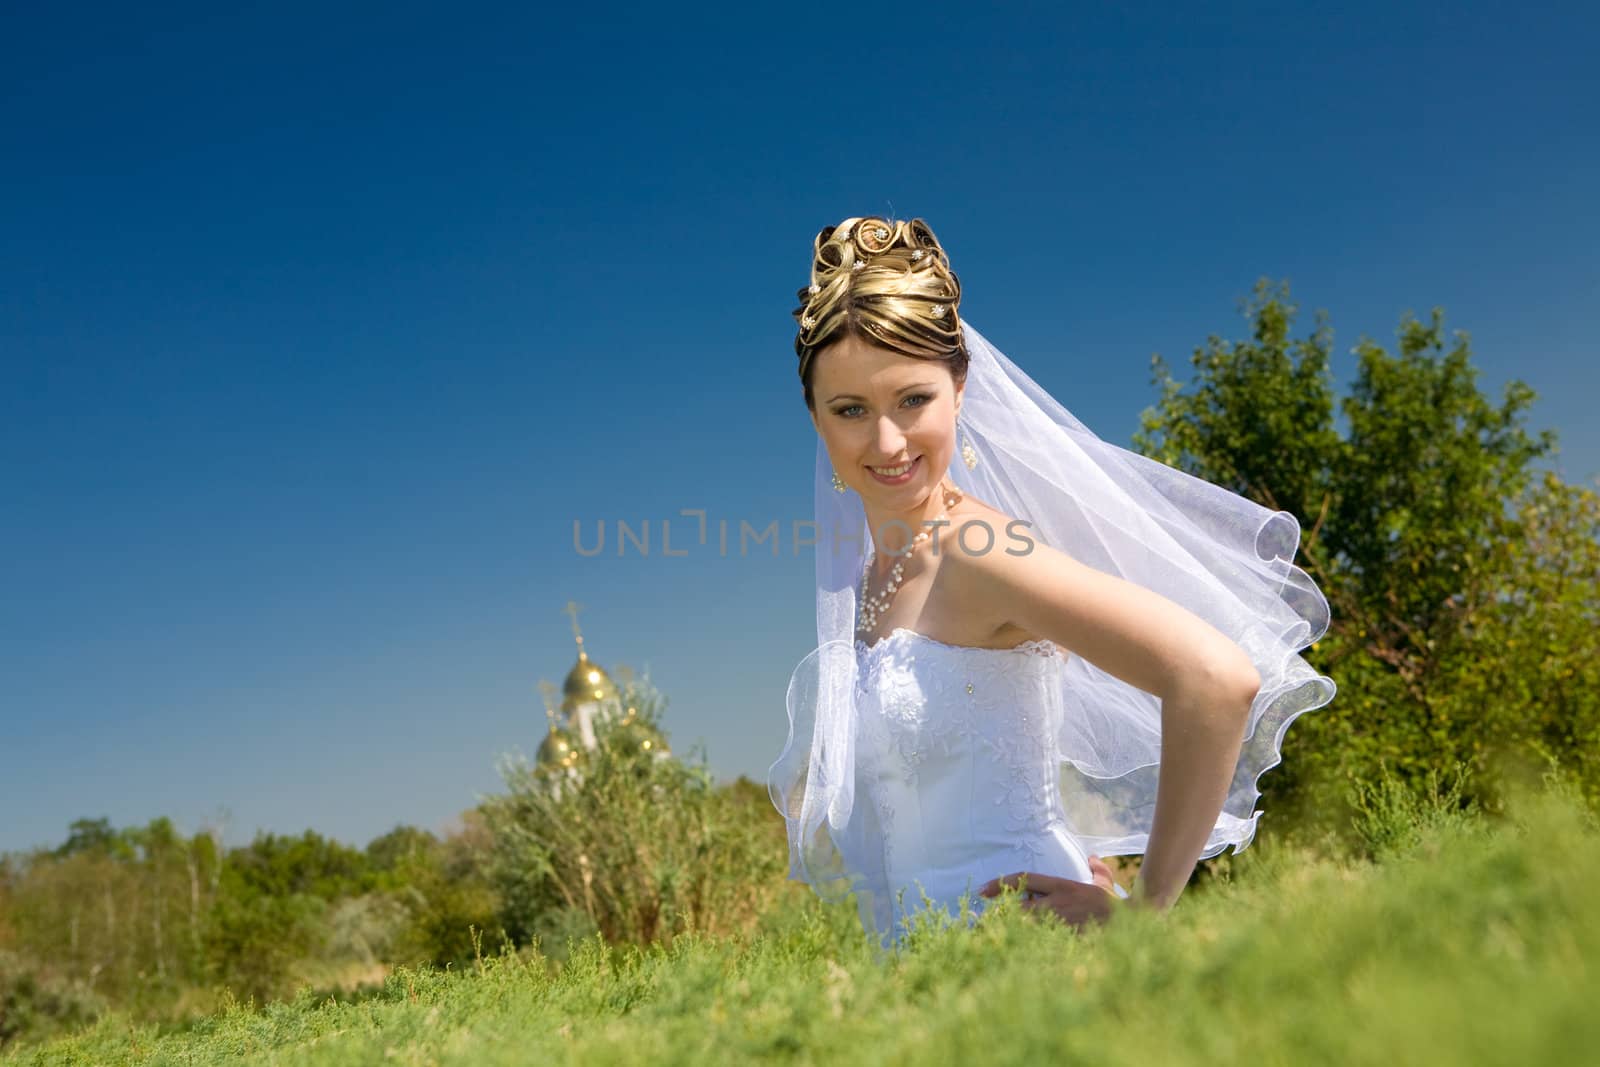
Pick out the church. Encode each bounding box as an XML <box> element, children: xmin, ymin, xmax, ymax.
<box><xmin>537</xmin><ymin>602</ymin><xmax>668</xmax><ymax>772</ymax></box>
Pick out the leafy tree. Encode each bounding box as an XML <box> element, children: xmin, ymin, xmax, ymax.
<box><xmin>1437</xmin><ymin>472</ymin><xmax>1600</xmax><ymax>810</ymax></box>
<box><xmin>1134</xmin><ymin>278</ymin><xmax>1587</xmax><ymax>835</ymax></box>
<box><xmin>201</xmin><ymin>867</ymin><xmax>326</xmax><ymax>1004</ymax></box>
<box><xmin>358</xmin><ymin>819</ymin><xmax>505</xmax><ymax>969</ymax></box>
<box><xmin>365</xmin><ymin>826</ymin><xmax>439</xmax><ymax>879</ymax></box>
<box><xmin>53</xmin><ymin>818</ymin><xmax>130</xmax><ymax>861</ymax></box>
<box><xmin>224</xmin><ymin>830</ymin><xmax>376</xmax><ymax>901</ymax></box>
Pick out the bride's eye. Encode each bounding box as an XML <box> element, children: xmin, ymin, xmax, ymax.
<box><xmin>833</xmin><ymin>394</ymin><xmax>931</xmax><ymax>419</ymax></box>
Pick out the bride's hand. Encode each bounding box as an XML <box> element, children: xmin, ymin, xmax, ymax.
<box><xmin>979</xmin><ymin>855</ymin><xmax>1124</xmax><ymax>930</ymax></box>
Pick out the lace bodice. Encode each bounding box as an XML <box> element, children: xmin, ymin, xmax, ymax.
<box><xmin>848</xmin><ymin>627</ymin><xmax>1098</xmax><ymax>942</ymax></box>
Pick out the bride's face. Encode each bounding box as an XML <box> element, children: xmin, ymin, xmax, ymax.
<box><xmin>808</xmin><ymin>333</ymin><xmax>964</xmax><ymax>506</ymax></box>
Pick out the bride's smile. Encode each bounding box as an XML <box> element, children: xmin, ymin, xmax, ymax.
<box><xmin>866</xmin><ymin>456</ymin><xmax>918</xmax><ymax>482</ymax></box>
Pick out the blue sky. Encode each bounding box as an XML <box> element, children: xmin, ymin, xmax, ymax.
<box><xmin>3</xmin><ymin>2</ymin><xmax>1596</xmax><ymax>854</ymax></box>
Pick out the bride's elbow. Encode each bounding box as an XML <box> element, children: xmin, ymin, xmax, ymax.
<box><xmin>1174</xmin><ymin>654</ymin><xmax>1260</xmax><ymax>722</ymax></box>
<box><xmin>1231</xmin><ymin>664</ymin><xmax>1263</xmax><ymax>716</ymax></box>
<box><xmin>1219</xmin><ymin>660</ymin><xmax>1262</xmax><ymax>720</ymax></box>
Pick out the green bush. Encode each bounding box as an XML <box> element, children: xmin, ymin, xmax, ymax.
<box><xmin>480</xmin><ymin>676</ymin><xmax>789</xmax><ymax>952</ymax></box>
<box><xmin>0</xmin><ymin>951</ymin><xmax>105</xmax><ymax>1052</ymax></box>
<box><xmin>1349</xmin><ymin>759</ymin><xmax>1481</xmax><ymax>861</ymax></box>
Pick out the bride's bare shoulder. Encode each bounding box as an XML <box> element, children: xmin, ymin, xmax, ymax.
<box><xmin>936</xmin><ymin>493</ymin><xmax>1054</xmax><ymax>644</ymax></box>
<box><xmin>944</xmin><ymin>493</ymin><xmax>1035</xmax><ymax>550</ymax></box>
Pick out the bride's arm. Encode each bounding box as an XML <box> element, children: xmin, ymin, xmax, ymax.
<box><xmin>950</xmin><ymin>537</ymin><xmax>1262</xmax><ymax>911</ymax></box>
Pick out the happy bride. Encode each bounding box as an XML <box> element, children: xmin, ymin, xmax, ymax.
<box><xmin>768</xmin><ymin>215</ymin><xmax>1337</xmax><ymax>946</ymax></box>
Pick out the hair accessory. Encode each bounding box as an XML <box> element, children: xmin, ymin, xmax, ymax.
<box><xmin>801</xmin><ymin>315</ymin><xmax>816</xmax><ymax>329</ymax></box>
<box><xmin>857</xmin><ymin>222</ymin><xmax>894</xmax><ymax>254</ymax></box>
<box><xmin>930</xmin><ymin>304</ymin><xmax>948</xmax><ymax>319</ymax></box>
<box><xmin>911</xmin><ymin>249</ymin><xmax>925</xmax><ymax>261</ymax></box>
<box><xmin>852</xmin><ymin>259</ymin><xmax>866</xmax><ymax>272</ymax></box>
<box><xmin>809</xmin><ymin>284</ymin><xmax>821</xmax><ymax>295</ymax></box>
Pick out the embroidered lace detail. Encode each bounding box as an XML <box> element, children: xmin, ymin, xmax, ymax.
<box><xmin>856</xmin><ymin>626</ymin><xmax>1062</xmax><ymax>660</ymax></box>
<box><xmin>853</xmin><ymin>628</ymin><xmax>1073</xmax><ymax>892</ymax></box>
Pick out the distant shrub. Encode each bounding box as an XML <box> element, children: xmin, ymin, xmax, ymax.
<box><xmin>481</xmin><ymin>676</ymin><xmax>787</xmax><ymax>950</ymax></box>
<box><xmin>1350</xmin><ymin>758</ymin><xmax>1482</xmax><ymax>861</ymax></box>
<box><xmin>0</xmin><ymin>951</ymin><xmax>106</xmax><ymax>1051</ymax></box>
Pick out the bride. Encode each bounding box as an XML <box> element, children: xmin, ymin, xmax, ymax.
<box><xmin>768</xmin><ymin>216</ymin><xmax>1337</xmax><ymax>947</ymax></box>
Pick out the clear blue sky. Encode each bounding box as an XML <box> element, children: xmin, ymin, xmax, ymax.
<box><xmin>4</xmin><ymin>2</ymin><xmax>1596</xmax><ymax>854</ymax></box>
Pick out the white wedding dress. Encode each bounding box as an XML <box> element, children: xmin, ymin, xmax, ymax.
<box><xmin>845</xmin><ymin>626</ymin><xmax>1129</xmax><ymax>945</ymax></box>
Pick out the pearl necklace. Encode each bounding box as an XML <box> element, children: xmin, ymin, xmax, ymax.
<box><xmin>857</xmin><ymin>485</ymin><xmax>963</xmax><ymax>636</ymax></box>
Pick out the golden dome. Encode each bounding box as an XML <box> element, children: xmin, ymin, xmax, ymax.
<box><xmin>536</xmin><ymin>725</ymin><xmax>584</xmax><ymax>770</ymax></box>
<box><xmin>562</xmin><ymin>650</ymin><xmax>618</xmax><ymax>711</ymax></box>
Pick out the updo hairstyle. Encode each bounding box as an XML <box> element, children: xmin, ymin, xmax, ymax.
<box><xmin>794</xmin><ymin>216</ymin><xmax>967</xmax><ymax>410</ymax></box>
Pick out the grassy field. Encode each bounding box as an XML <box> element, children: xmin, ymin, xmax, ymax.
<box><xmin>7</xmin><ymin>774</ymin><xmax>1597</xmax><ymax>1066</ymax></box>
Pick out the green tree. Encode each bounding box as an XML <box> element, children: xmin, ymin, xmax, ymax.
<box><xmin>364</xmin><ymin>826</ymin><xmax>439</xmax><ymax>879</ymax></box>
<box><xmin>224</xmin><ymin>830</ymin><xmax>376</xmax><ymax>900</ymax></box>
<box><xmin>1134</xmin><ymin>278</ymin><xmax>1584</xmax><ymax>835</ymax></box>
<box><xmin>53</xmin><ymin>818</ymin><xmax>130</xmax><ymax>861</ymax></box>
<box><xmin>200</xmin><ymin>829</ymin><xmax>377</xmax><ymax>1002</ymax></box>
<box><xmin>358</xmin><ymin>819</ymin><xmax>505</xmax><ymax>969</ymax></box>
<box><xmin>1437</xmin><ymin>473</ymin><xmax>1600</xmax><ymax>810</ymax></box>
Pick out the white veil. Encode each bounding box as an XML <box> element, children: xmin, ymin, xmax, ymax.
<box><xmin>768</xmin><ymin>319</ymin><xmax>1338</xmax><ymax>906</ymax></box>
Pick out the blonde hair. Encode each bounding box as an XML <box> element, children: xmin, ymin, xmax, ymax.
<box><xmin>794</xmin><ymin>215</ymin><xmax>966</xmax><ymax>410</ymax></box>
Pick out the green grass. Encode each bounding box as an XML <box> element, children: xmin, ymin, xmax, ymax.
<box><xmin>9</xmin><ymin>777</ymin><xmax>1598</xmax><ymax>1066</ymax></box>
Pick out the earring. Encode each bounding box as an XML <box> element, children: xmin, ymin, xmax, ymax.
<box><xmin>832</xmin><ymin>468</ymin><xmax>848</xmax><ymax>492</ymax></box>
<box><xmin>959</xmin><ymin>419</ymin><xmax>979</xmax><ymax>470</ymax></box>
